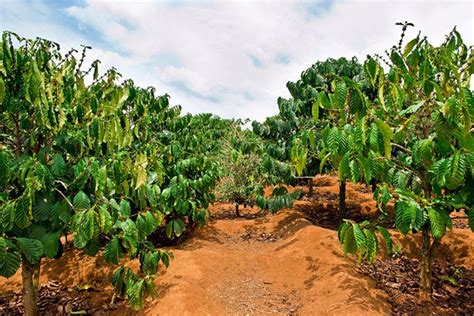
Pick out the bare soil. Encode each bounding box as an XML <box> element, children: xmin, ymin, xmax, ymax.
<box><xmin>0</xmin><ymin>175</ymin><xmax>472</xmax><ymax>315</ymax></box>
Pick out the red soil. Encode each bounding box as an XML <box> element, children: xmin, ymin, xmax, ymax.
<box><xmin>1</xmin><ymin>175</ymin><xmax>472</xmax><ymax>315</ymax></box>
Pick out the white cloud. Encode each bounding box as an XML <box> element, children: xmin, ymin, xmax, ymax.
<box><xmin>2</xmin><ymin>0</ymin><xmax>473</xmax><ymax>121</ymax></box>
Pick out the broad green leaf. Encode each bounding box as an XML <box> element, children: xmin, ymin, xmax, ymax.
<box><xmin>104</xmin><ymin>237</ymin><xmax>122</xmax><ymax>265</ymax></box>
<box><xmin>428</xmin><ymin>207</ymin><xmax>446</xmax><ymax>240</ymax></box>
<box><xmin>16</xmin><ymin>238</ymin><xmax>43</xmax><ymax>264</ymax></box>
<box><xmin>0</xmin><ymin>250</ymin><xmax>21</xmax><ymax>277</ymax></box>
<box><xmin>73</xmin><ymin>191</ymin><xmax>91</xmax><ymax>210</ymax></box>
<box><xmin>41</xmin><ymin>232</ymin><xmax>61</xmax><ymax>258</ymax></box>
<box><xmin>120</xmin><ymin>200</ymin><xmax>131</xmax><ymax>218</ymax></box>
<box><xmin>343</xmin><ymin>226</ymin><xmax>357</xmax><ymax>256</ymax></box>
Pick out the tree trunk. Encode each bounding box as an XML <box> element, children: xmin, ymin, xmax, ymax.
<box><xmin>370</xmin><ymin>179</ymin><xmax>377</xmax><ymax>193</ymax></box>
<box><xmin>235</xmin><ymin>203</ymin><xmax>240</xmax><ymax>217</ymax></box>
<box><xmin>338</xmin><ymin>179</ymin><xmax>346</xmax><ymax>222</ymax></box>
<box><xmin>420</xmin><ymin>231</ymin><xmax>433</xmax><ymax>300</ymax></box>
<box><xmin>22</xmin><ymin>259</ymin><xmax>41</xmax><ymax>316</ymax></box>
<box><xmin>419</xmin><ymin>230</ymin><xmax>440</xmax><ymax>300</ymax></box>
<box><xmin>308</xmin><ymin>178</ymin><xmax>314</xmax><ymax>196</ymax></box>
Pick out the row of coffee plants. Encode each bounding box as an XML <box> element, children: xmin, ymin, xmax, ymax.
<box><xmin>283</xmin><ymin>23</ymin><xmax>473</xmax><ymax>298</ymax></box>
<box><xmin>0</xmin><ymin>32</ymin><xmax>220</xmax><ymax>314</ymax></box>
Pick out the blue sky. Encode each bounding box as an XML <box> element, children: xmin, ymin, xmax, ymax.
<box><xmin>1</xmin><ymin>0</ymin><xmax>473</xmax><ymax>121</ymax></box>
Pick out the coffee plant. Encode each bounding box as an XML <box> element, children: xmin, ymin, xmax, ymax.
<box><xmin>333</xmin><ymin>24</ymin><xmax>473</xmax><ymax>297</ymax></box>
<box><xmin>0</xmin><ymin>32</ymin><xmax>219</xmax><ymax>314</ymax></box>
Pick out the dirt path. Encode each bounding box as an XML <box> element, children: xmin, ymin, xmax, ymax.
<box><xmin>145</xmin><ymin>205</ymin><xmax>390</xmax><ymax>315</ymax></box>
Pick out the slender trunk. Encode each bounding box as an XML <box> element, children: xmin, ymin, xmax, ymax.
<box><xmin>338</xmin><ymin>179</ymin><xmax>346</xmax><ymax>222</ymax></box>
<box><xmin>235</xmin><ymin>203</ymin><xmax>240</xmax><ymax>217</ymax></box>
<box><xmin>420</xmin><ymin>230</ymin><xmax>440</xmax><ymax>300</ymax></box>
<box><xmin>22</xmin><ymin>259</ymin><xmax>41</xmax><ymax>316</ymax></box>
<box><xmin>308</xmin><ymin>178</ymin><xmax>314</xmax><ymax>196</ymax></box>
<box><xmin>420</xmin><ymin>231</ymin><xmax>433</xmax><ymax>300</ymax></box>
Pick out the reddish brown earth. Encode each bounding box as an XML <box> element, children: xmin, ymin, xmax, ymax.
<box><xmin>1</xmin><ymin>175</ymin><xmax>473</xmax><ymax>315</ymax></box>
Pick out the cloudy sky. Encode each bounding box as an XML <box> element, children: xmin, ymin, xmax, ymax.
<box><xmin>1</xmin><ymin>0</ymin><xmax>473</xmax><ymax>121</ymax></box>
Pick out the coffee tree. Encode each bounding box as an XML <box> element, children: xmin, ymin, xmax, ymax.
<box><xmin>215</xmin><ymin>120</ymin><xmax>300</xmax><ymax>216</ymax></box>
<box><xmin>337</xmin><ymin>24</ymin><xmax>474</xmax><ymax>298</ymax></box>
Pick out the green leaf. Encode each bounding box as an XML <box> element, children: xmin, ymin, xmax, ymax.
<box><xmin>140</xmin><ymin>251</ymin><xmax>160</xmax><ymax>275</ymax></box>
<box><xmin>73</xmin><ymin>191</ymin><xmax>91</xmax><ymax>210</ymax></box>
<box><xmin>369</xmin><ymin>123</ymin><xmax>379</xmax><ymax>152</ymax></box>
<box><xmin>0</xmin><ymin>76</ymin><xmax>5</xmax><ymax>103</ymax></box>
<box><xmin>51</xmin><ymin>154</ymin><xmax>65</xmax><ymax>176</ymax></box>
<box><xmin>0</xmin><ymin>201</ymin><xmax>15</xmax><ymax>231</ymax></box>
<box><xmin>446</xmin><ymin>152</ymin><xmax>466</xmax><ymax>190</ymax></box>
<box><xmin>122</xmin><ymin>219</ymin><xmax>138</xmax><ymax>256</ymax></box>
<box><xmin>319</xmin><ymin>153</ymin><xmax>331</xmax><ymax>174</ymax></box>
<box><xmin>428</xmin><ymin>207</ymin><xmax>446</xmax><ymax>240</ymax></box>
<box><xmin>128</xmin><ymin>279</ymin><xmax>145</xmax><ymax>310</ymax></box>
<box><xmin>413</xmin><ymin>207</ymin><xmax>427</xmax><ymax>231</ymax></box>
<box><xmin>173</xmin><ymin>218</ymin><xmax>185</xmax><ymax>237</ymax></box>
<box><xmin>364</xmin><ymin>229</ymin><xmax>378</xmax><ymax>263</ymax></box>
<box><xmin>0</xmin><ymin>151</ymin><xmax>11</xmax><ymax>188</ymax></box>
<box><xmin>343</xmin><ymin>226</ymin><xmax>357</xmax><ymax>256</ymax></box>
<box><xmin>98</xmin><ymin>205</ymin><xmax>113</xmax><ymax>233</ymax></box>
<box><xmin>33</xmin><ymin>198</ymin><xmax>53</xmax><ymax>221</ymax></box>
<box><xmin>120</xmin><ymin>200</ymin><xmax>131</xmax><ymax>218</ymax></box>
<box><xmin>312</xmin><ymin>101</ymin><xmax>319</xmax><ymax>122</ymax></box>
<box><xmin>352</xmin><ymin>223</ymin><xmax>367</xmax><ymax>250</ymax></box>
<box><xmin>395</xmin><ymin>200</ymin><xmax>417</xmax><ymax>235</ymax></box>
<box><xmin>374</xmin><ymin>118</ymin><xmax>393</xmax><ymax>158</ymax></box>
<box><xmin>16</xmin><ymin>238</ymin><xmax>43</xmax><ymax>264</ymax></box>
<box><xmin>376</xmin><ymin>226</ymin><xmax>393</xmax><ymax>255</ymax></box>
<box><xmin>349</xmin><ymin>159</ymin><xmax>360</xmax><ymax>182</ymax></box>
<box><xmin>403</xmin><ymin>37</ymin><xmax>419</xmax><ymax>56</ymax></box>
<box><xmin>328</xmin><ymin>127</ymin><xmax>340</xmax><ymax>154</ymax></box>
<box><xmin>112</xmin><ymin>266</ymin><xmax>127</xmax><ymax>297</ymax></box>
<box><xmin>0</xmin><ymin>237</ymin><xmax>6</xmax><ymax>260</ymax></box>
<box><xmin>338</xmin><ymin>222</ymin><xmax>350</xmax><ymax>243</ymax></box>
<box><xmin>15</xmin><ymin>198</ymin><xmax>32</xmax><ymax>229</ymax></box>
<box><xmin>399</xmin><ymin>101</ymin><xmax>424</xmax><ymax>116</ymax></box>
<box><xmin>364</xmin><ymin>58</ymin><xmax>379</xmax><ymax>87</ymax></box>
<box><xmin>41</xmin><ymin>232</ymin><xmax>61</xmax><ymax>259</ymax></box>
<box><xmin>84</xmin><ymin>238</ymin><xmax>100</xmax><ymax>257</ymax></box>
<box><xmin>0</xmin><ymin>250</ymin><xmax>21</xmax><ymax>278</ymax></box>
<box><xmin>82</xmin><ymin>209</ymin><xmax>100</xmax><ymax>240</ymax></box>
<box><xmin>104</xmin><ymin>237</ymin><xmax>122</xmax><ymax>265</ymax></box>
<box><xmin>338</xmin><ymin>152</ymin><xmax>351</xmax><ymax>180</ymax></box>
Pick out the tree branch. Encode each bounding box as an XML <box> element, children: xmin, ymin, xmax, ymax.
<box><xmin>54</xmin><ymin>188</ymin><xmax>76</xmax><ymax>212</ymax></box>
<box><xmin>391</xmin><ymin>142</ymin><xmax>412</xmax><ymax>154</ymax></box>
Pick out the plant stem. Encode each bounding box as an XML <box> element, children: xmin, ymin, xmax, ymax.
<box><xmin>21</xmin><ymin>259</ymin><xmax>41</xmax><ymax>316</ymax></box>
<box><xmin>339</xmin><ymin>179</ymin><xmax>346</xmax><ymax>222</ymax></box>
<box><xmin>420</xmin><ymin>230</ymin><xmax>439</xmax><ymax>300</ymax></box>
<box><xmin>235</xmin><ymin>203</ymin><xmax>240</xmax><ymax>217</ymax></box>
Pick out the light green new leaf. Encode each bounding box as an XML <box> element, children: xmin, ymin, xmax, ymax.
<box><xmin>312</xmin><ymin>101</ymin><xmax>319</xmax><ymax>122</ymax></box>
<box><xmin>374</xmin><ymin>118</ymin><xmax>393</xmax><ymax>158</ymax></box>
